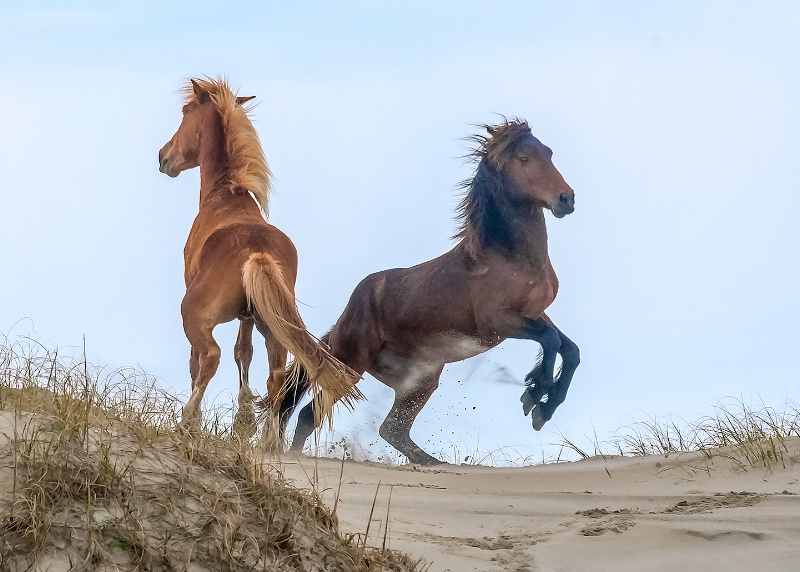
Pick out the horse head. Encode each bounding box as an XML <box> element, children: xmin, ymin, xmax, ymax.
<box><xmin>158</xmin><ymin>79</ymin><xmax>255</xmax><ymax>178</ymax></box>
<box><xmin>487</xmin><ymin>122</ymin><xmax>575</xmax><ymax>218</ymax></box>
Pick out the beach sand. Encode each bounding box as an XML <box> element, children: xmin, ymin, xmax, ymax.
<box><xmin>280</xmin><ymin>441</ymin><xmax>800</xmax><ymax>572</ymax></box>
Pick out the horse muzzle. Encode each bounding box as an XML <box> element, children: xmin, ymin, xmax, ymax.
<box><xmin>158</xmin><ymin>145</ymin><xmax>184</xmax><ymax>178</ymax></box>
<box><xmin>551</xmin><ymin>192</ymin><xmax>575</xmax><ymax>218</ymax></box>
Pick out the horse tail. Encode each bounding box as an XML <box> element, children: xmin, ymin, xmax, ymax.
<box><xmin>242</xmin><ymin>253</ymin><xmax>362</xmax><ymax>426</ymax></box>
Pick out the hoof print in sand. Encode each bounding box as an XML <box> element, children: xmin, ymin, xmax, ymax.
<box><xmin>465</xmin><ymin>535</ymin><xmax>514</xmax><ymax>550</ymax></box>
<box><xmin>576</xmin><ymin>507</ymin><xmax>637</xmax><ymax>536</ymax></box>
<box><xmin>662</xmin><ymin>491</ymin><xmax>763</xmax><ymax>515</ymax></box>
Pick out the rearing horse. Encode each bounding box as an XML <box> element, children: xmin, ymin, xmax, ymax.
<box><xmin>158</xmin><ymin>77</ymin><xmax>360</xmax><ymax>439</ymax></box>
<box><xmin>278</xmin><ymin>120</ymin><xmax>580</xmax><ymax>465</ymax></box>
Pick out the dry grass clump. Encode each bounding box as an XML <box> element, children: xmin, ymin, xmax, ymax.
<box><xmin>0</xmin><ymin>338</ymin><xmax>424</xmax><ymax>571</ymax></box>
<box><xmin>560</xmin><ymin>399</ymin><xmax>800</xmax><ymax>472</ymax></box>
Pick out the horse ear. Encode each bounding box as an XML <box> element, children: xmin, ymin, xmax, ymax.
<box><xmin>191</xmin><ymin>79</ymin><xmax>210</xmax><ymax>103</ymax></box>
<box><xmin>236</xmin><ymin>95</ymin><xmax>256</xmax><ymax>105</ymax></box>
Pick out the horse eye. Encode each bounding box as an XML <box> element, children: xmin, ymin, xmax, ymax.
<box><xmin>517</xmin><ymin>155</ymin><xmax>528</xmax><ymax>163</ymax></box>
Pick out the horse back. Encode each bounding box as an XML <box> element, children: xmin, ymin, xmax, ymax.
<box><xmin>332</xmin><ymin>249</ymin><xmax>479</xmax><ymax>351</ymax></box>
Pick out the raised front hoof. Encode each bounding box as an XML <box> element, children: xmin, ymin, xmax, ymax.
<box><xmin>530</xmin><ymin>406</ymin><xmax>547</xmax><ymax>431</ymax></box>
<box><xmin>520</xmin><ymin>388</ymin><xmax>537</xmax><ymax>416</ymax></box>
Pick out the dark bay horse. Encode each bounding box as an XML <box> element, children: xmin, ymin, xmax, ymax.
<box><xmin>158</xmin><ymin>77</ymin><xmax>360</xmax><ymax>440</ymax></box>
<box><xmin>277</xmin><ymin>120</ymin><xmax>580</xmax><ymax>465</ymax></box>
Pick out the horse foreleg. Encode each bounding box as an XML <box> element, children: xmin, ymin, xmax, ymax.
<box><xmin>379</xmin><ymin>366</ymin><xmax>444</xmax><ymax>466</ymax></box>
<box><xmin>538</xmin><ymin>328</ymin><xmax>580</xmax><ymax>424</ymax></box>
<box><xmin>232</xmin><ymin>317</ymin><xmax>257</xmax><ymax>439</ymax></box>
<box><xmin>514</xmin><ymin>318</ymin><xmax>562</xmax><ymax>430</ymax></box>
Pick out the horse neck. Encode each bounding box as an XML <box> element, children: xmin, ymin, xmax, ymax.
<box><xmin>197</xmin><ymin>108</ymin><xmax>233</xmax><ymax>211</ymax></box>
<box><xmin>511</xmin><ymin>205</ymin><xmax>550</xmax><ymax>268</ymax></box>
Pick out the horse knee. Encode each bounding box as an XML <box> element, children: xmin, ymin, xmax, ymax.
<box><xmin>561</xmin><ymin>339</ymin><xmax>580</xmax><ymax>368</ymax></box>
<box><xmin>540</xmin><ymin>327</ymin><xmax>561</xmax><ymax>355</ymax></box>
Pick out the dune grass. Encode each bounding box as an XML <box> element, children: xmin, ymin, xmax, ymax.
<box><xmin>559</xmin><ymin>399</ymin><xmax>800</xmax><ymax>472</ymax></box>
<box><xmin>0</xmin><ymin>338</ymin><xmax>425</xmax><ymax>571</ymax></box>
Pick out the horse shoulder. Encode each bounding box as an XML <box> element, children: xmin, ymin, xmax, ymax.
<box><xmin>520</xmin><ymin>259</ymin><xmax>559</xmax><ymax>318</ymax></box>
<box><xmin>467</xmin><ymin>253</ymin><xmax>560</xmax><ymax>333</ymax></box>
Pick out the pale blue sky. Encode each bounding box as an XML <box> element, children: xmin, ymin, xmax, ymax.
<box><xmin>2</xmin><ymin>2</ymin><xmax>799</xmax><ymax>462</ymax></box>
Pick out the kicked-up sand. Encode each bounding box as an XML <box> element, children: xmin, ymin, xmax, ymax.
<box><xmin>279</xmin><ymin>440</ymin><xmax>800</xmax><ymax>572</ymax></box>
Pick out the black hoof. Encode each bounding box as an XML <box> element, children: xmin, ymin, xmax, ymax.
<box><xmin>520</xmin><ymin>387</ymin><xmax>537</xmax><ymax>416</ymax></box>
<box><xmin>409</xmin><ymin>454</ymin><xmax>444</xmax><ymax>466</ymax></box>
<box><xmin>531</xmin><ymin>406</ymin><xmax>547</xmax><ymax>431</ymax></box>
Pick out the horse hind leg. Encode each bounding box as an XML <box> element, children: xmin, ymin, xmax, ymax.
<box><xmin>180</xmin><ymin>316</ymin><xmax>222</xmax><ymax>432</ymax></box>
<box><xmin>254</xmin><ymin>321</ymin><xmax>289</xmax><ymax>450</ymax></box>
<box><xmin>189</xmin><ymin>347</ymin><xmax>199</xmax><ymax>389</ymax></box>
<box><xmin>288</xmin><ymin>301</ymin><xmax>383</xmax><ymax>455</ymax></box>
<box><xmin>378</xmin><ymin>365</ymin><xmax>445</xmax><ymax>466</ymax></box>
<box><xmin>232</xmin><ymin>317</ymin><xmax>257</xmax><ymax>439</ymax></box>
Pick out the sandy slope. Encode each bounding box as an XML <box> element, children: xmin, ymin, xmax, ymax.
<box><xmin>279</xmin><ymin>442</ymin><xmax>800</xmax><ymax>572</ymax></box>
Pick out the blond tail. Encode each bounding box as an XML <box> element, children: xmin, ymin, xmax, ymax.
<box><xmin>242</xmin><ymin>253</ymin><xmax>363</xmax><ymax>426</ymax></box>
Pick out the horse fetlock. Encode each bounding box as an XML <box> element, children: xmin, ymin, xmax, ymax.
<box><xmin>178</xmin><ymin>410</ymin><xmax>202</xmax><ymax>435</ymax></box>
<box><xmin>237</xmin><ymin>385</ymin><xmax>256</xmax><ymax>406</ymax></box>
<box><xmin>525</xmin><ymin>367</ymin><xmax>553</xmax><ymax>387</ymax></box>
<box><xmin>259</xmin><ymin>421</ymin><xmax>284</xmax><ymax>452</ymax></box>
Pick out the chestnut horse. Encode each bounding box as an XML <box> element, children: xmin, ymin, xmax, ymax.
<box><xmin>158</xmin><ymin>77</ymin><xmax>360</xmax><ymax>439</ymax></box>
<box><xmin>276</xmin><ymin>120</ymin><xmax>580</xmax><ymax>465</ymax></box>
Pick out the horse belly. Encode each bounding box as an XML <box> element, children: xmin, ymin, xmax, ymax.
<box><xmin>372</xmin><ymin>334</ymin><xmax>490</xmax><ymax>388</ymax></box>
<box><xmin>435</xmin><ymin>334</ymin><xmax>492</xmax><ymax>362</ymax></box>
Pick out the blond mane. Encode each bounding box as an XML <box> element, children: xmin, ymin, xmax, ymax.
<box><xmin>183</xmin><ymin>77</ymin><xmax>272</xmax><ymax>218</ymax></box>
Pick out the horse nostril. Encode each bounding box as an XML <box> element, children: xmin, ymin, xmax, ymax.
<box><xmin>559</xmin><ymin>193</ymin><xmax>570</xmax><ymax>206</ymax></box>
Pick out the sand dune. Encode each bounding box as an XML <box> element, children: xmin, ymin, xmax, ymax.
<box><xmin>1</xmin><ymin>356</ymin><xmax>797</xmax><ymax>570</ymax></box>
<box><xmin>280</xmin><ymin>442</ymin><xmax>800</xmax><ymax>572</ymax></box>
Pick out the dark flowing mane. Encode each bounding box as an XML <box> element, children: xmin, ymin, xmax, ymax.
<box><xmin>454</xmin><ymin>119</ymin><xmax>532</xmax><ymax>258</ymax></box>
